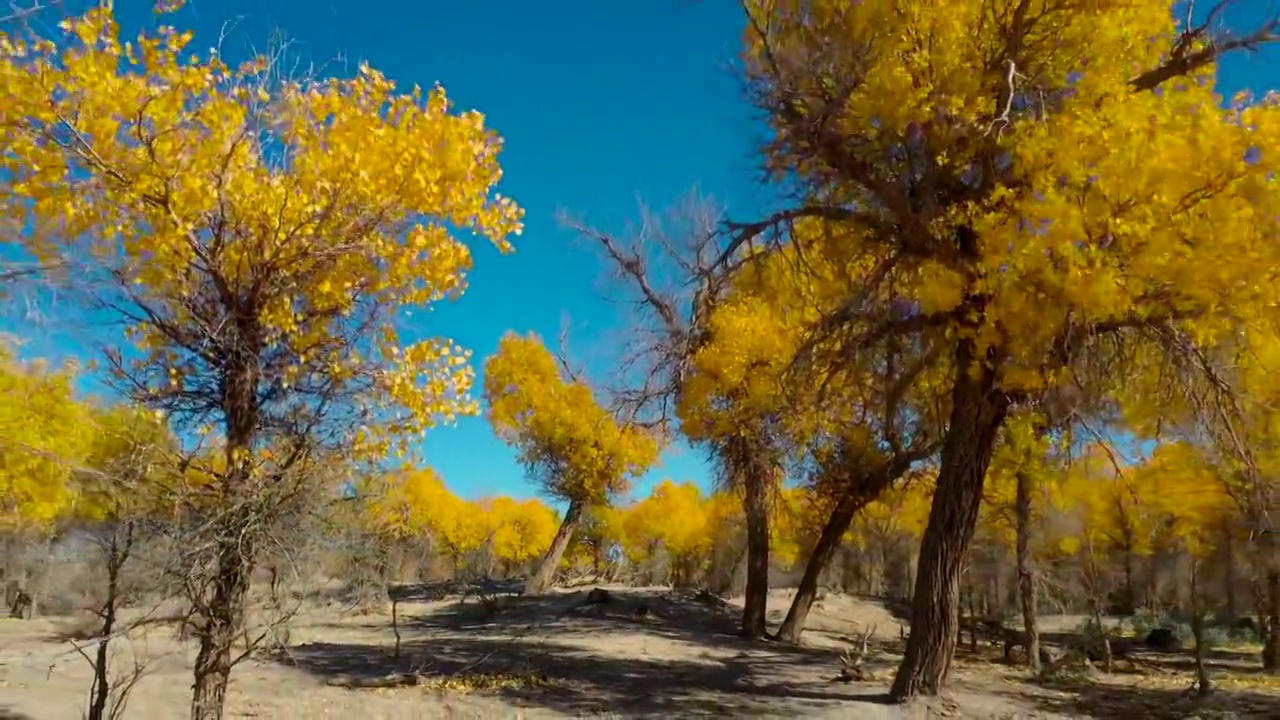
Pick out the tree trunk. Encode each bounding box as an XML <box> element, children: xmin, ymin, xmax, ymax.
<box><xmin>525</xmin><ymin>498</ymin><xmax>585</xmax><ymax>596</ymax></box>
<box><xmin>1191</xmin><ymin>558</ymin><xmax>1213</xmax><ymax>696</ymax></box>
<box><xmin>190</xmin><ymin>512</ymin><xmax>255</xmax><ymax>720</ymax></box>
<box><xmin>1014</xmin><ymin>469</ymin><xmax>1040</xmax><ymax>672</ymax></box>
<box><xmin>1223</xmin><ymin>519</ymin><xmax>1237</xmax><ymax>622</ymax></box>
<box><xmin>1264</xmin><ymin>562</ymin><xmax>1280</xmax><ymax>673</ymax></box>
<box><xmin>191</xmin><ymin>350</ymin><xmax>261</xmax><ymax>720</ymax></box>
<box><xmin>776</xmin><ymin>485</ymin><xmax>866</xmax><ymax>643</ymax></box>
<box><xmin>889</xmin><ymin>346</ymin><xmax>1008</xmax><ymax>702</ymax></box>
<box><xmin>741</xmin><ymin>465</ymin><xmax>771</xmax><ymax>639</ymax></box>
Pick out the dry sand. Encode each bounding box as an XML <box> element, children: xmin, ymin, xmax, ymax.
<box><xmin>3</xmin><ymin>584</ymin><xmax>1279</xmax><ymax>718</ymax></box>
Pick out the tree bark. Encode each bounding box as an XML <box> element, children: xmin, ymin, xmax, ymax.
<box><xmin>889</xmin><ymin>345</ymin><xmax>1009</xmax><ymax>702</ymax></box>
<box><xmin>776</xmin><ymin>486</ymin><xmax>865</xmax><ymax>643</ymax></box>
<box><xmin>741</xmin><ymin>464</ymin><xmax>771</xmax><ymax>639</ymax></box>
<box><xmin>1223</xmin><ymin>519</ymin><xmax>1237</xmax><ymax>622</ymax></box>
<box><xmin>1191</xmin><ymin>558</ymin><xmax>1213</xmax><ymax>696</ymax></box>
<box><xmin>1014</xmin><ymin>469</ymin><xmax>1040</xmax><ymax>672</ymax></box>
<box><xmin>191</xmin><ymin>348</ymin><xmax>261</xmax><ymax>720</ymax></box>
<box><xmin>524</xmin><ymin>498</ymin><xmax>585</xmax><ymax>596</ymax></box>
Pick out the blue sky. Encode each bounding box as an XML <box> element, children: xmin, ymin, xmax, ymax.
<box><xmin>4</xmin><ymin>1</ymin><xmax>1278</xmax><ymax>505</ymax></box>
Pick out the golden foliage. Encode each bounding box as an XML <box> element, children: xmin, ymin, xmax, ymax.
<box><xmin>0</xmin><ymin>347</ymin><xmax>92</xmax><ymax>530</ymax></box>
<box><xmin>484</xmin><ymin>332</ymin><xmax>660</xmax><ymax>504</ymax></box>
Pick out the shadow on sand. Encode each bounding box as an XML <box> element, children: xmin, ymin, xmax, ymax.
<box><xmin>275</xmin><ymin>585</ymin><xmax>912</xmax><ymax>716</ymax></box>
<box><xmin>400</xmin><ymin>585</ymin><xmax>759</xmax><ymax>650</ymax></box>
<box><xmin>272</xmin><ymin>633</ymin><xmax>895</xmax><ymax>716</ymax></box>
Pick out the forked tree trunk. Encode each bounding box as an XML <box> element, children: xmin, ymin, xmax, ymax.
<box><xmin>889</xmin><ymin>346</ymin><xmax>1008</xmax><ymax>702</ymax></box>
<box><xmin>776</xmin><ymin>465</ymin><xmax>902</xmax><ymax>643</ymax></box>
<box><xmin>1014</xmin><ymin>468</ymin><xmax>1040</xmax><ymax>672</ymax></box>
<box><xmin>525</xmin><ymin>498</ymin><xmax>586</xmax><ymax>596</ymax></box>
<box><xmin>741</xmin><ymin>466</ymin><xmax>771</xmax><ymax>639</ymax></box>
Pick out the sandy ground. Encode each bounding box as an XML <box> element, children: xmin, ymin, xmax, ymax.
<box><xmin>3</xmin><ymin>584</ymin><xmax>1280</xmax><ymax>719</ymax></box>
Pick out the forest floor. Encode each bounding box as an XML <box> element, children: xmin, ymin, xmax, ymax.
<box><xmin>3</xmin><ymin>583</ymin><xmax>1280</xmax><ymax>719</ymax></box>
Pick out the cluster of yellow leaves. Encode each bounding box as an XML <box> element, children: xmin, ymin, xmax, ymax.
<box><xmin>0</xmin><ymin>345</ymin><xmax>185</xmax><ymax>532</ymax></box>
<box><xmin>483</xmin><ymin>332</ymin><xmax>660</xmax><ymax>504</ymax></box>
<box><xmin>0</xmin><ymin>3</ymin><xmax>522</xmax><ymax>462</ymax></box>
<box><xmin>609</xmin><ymin>480</ymin><xmax>711</xmax><ymax>568</ymax></box>
<box><xmin>0</xmin><ymin>348</ymin><xmax>92</xmax><ymax>531</ymax></box>
<box><xmin>1057</xmin><ymin>441</ymin><xmax>1234</xmax><ymax>561</ymax></box>
<box><xmin>364</xmin><ymin>467</ymin><xmax>558</xmax><ymax>568</ymax></box>
<box><xmin>487</xmin><ymin>496</ymin><xmax>559</xmax><ymax>566</ymax></box>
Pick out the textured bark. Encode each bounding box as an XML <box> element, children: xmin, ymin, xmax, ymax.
<box><xmin>525</xmin><ymin>498</ymin><xmax>585</xmax><ymax>596</ymax></box>
<box><xmin>889</xmin><ymin>341</ymin><xmax>1009</xmax><ymax>702</ymax></box>
<box><xmin>191</xmin><ymin>349</ymin><xmax>260</xmax><ymax>720</ymax></box>
<box><xmin>741</xmin><ymin>468</ymin><xmax>771</xmax><ymax>639</ymax></box>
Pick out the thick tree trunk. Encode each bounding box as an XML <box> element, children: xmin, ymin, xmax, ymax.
<box><xmin>742</xmin><ymin>467</ymin><xmax>771</xmax><ymax>639</ymax></box>
<box><xmin>889</xmin><ymin>346</ymin><xmax>1008</xmax><ymax>703</ymax></box>
<box><xmin>525</xmin><ymin>498</ymin><xmax>585</xmax><ymax>596</ymax></box>
<box><xmin>1014</xmin><ymin>469</ymin><xmax>1040</xmax><ymax>672</ymax></box>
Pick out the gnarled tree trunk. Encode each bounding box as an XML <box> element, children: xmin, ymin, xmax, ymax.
<box><xmin>525</xmin><ymin>498</ymin><xmax>585</xmax><ymax>596</ymax></box>
<box><xmin>890</xmin><ymin>343</ymin><xmax>1009</xmax><ymax>702</ymax></box>
<box><xmin>190</xmin><ymin>352</ymin><xmax>261</xmax><ymax>720</ymax></box>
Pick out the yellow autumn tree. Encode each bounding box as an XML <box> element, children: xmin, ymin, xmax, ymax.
<box><xmin>483</xmin><ymin>332</ymin><xmax>660</xmax><ymax>595</ymax></box>
<box><xmin>0</xmin><ymin>346</ymin><xmax>93</xmax><ymax>532</ymax></box>
<box><xmin>613</xmin><ymin>480</ymin><xmax>710</xmax><ymax>586</ymax></box>
<box><xmin>487</xmin><ymin>496</ymin><xmax>558</xmax><ymax>573</ymax></box>
<box><xmin>0</xmin><ymin>4</ymin><xmax>521</xmax><ymax>716</ymax></box>
<box><xmin>739</xmin><ymin>0</ymin><xmax>1280</xmax><ymax>698</ymax></box>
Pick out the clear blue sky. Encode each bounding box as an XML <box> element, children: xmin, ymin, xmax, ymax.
<box><xmin>4</xmin><ymin>1</ymin><xmax>1277</xmax><ymax>504</ymax></box>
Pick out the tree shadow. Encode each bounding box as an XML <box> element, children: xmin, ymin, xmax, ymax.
<box><xmin>400</xmin><ymin>586</ymin><xmax>768</xmax><ymax>652</ymax></box>
<box><xmin>1020</xmin><ymin>675</ymin><xmax>1280</xmax><ymax>720</ymax></box>
<box><xmin>271</xmin><ymin>633</ymin><xmax>899</xmax><ymax>716</ymax></box>
<box><xmin>0</xmin><ymin>706</ymin><xmax>36</xmax><ymax>720</ymax></box>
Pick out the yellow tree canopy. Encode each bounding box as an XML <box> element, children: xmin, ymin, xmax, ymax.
<box><xmin>483</xmin><ymin>332</ymin><xmax>660</xmax><ymax>505</ymax></box>
<box><xmin>0</xmin><ymin>4</ymin><xmax>523</xmax><ymax>463</ymax></box>
<box><xmin>743</xmin><ymin>0</ymin><xmax>1280</xmax><ymax>397</ymax></box>
<box><xmin>0</xmin><ymin>348</ymin><xmax>93</xmax><ymax>532</ymax></box>
<box><xmin>487</xmin><ymin>496</ymin><xmax>559</xmax><ymax>566</ymax></box>
<box><xmin>614</xmin><ymin>480</ymin><xmax>711</xmax><ymax>567</ymax></box>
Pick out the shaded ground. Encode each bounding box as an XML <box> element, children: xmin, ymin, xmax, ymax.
<box><xmin>1</xmin><ymin>583</ymin><xmax>1277</xmax><ymax>718</ymax></box>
